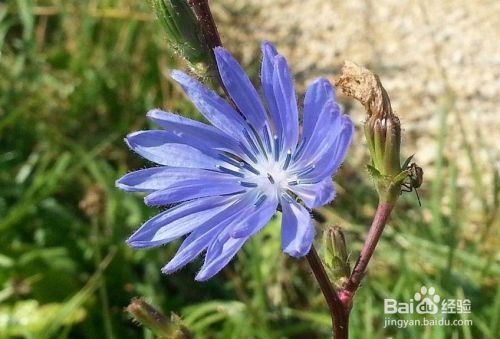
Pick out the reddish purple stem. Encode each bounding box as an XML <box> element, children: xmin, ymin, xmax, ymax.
<box><xmin>306</xmin><ymin>246</ymin><xmax>349</xmax><ymax>339</ymax></box>
<box><xmin>188</xmin><ymin>0</ymin><xmax>222</xmax><ymax>49</ymax></box>
<box><xmin>345</xmin><ymin>202</ymin><xmax>393</xmax><ymax>293</ymax></box>
<box><xmin>306</xmin><ymin>202</ymin><xmax>394</xmax><ymax>338</ymax></box>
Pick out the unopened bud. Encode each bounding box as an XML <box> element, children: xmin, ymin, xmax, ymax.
<box><xmin>150</xmin><ymin>0</ymin><xmax>215</xmax><ymax>77</ymax></box>
<box><xmin>364</xmin><ymin>114</ymin><xmax>401</xmax><ymax>178</ymax></box>
<box><xmin>127</xmin><ymin>298</ymin><xmax>192</xmax><ymax>338</ymax></box>
<box><xmin>323</xmin><ymin>226</ymin><xmax>351</xmax><ymax>288</ymax></box>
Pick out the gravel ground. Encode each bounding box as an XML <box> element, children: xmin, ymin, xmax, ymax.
<box><xmin>213</xmin><ymin>0</ymin><xmax>500</xmax><ymax>200</ymax></box>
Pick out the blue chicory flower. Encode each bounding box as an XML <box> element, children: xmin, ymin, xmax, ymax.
<box><xmin>117</xmin><ymin>41</ymin><xmax>354</xmax><ymax>281</ymax></box>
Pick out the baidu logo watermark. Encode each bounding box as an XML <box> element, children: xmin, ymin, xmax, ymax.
<box><xmin>383</xmin><ymin>286</ymin><xmax>473</xmax><ymax>328</ymax></box>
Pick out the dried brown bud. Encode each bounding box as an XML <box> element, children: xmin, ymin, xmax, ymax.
<box><xmin>335</xmin><ymin>61</ymin><xmax>393</xmax><ymax>119</ymax></box>
<box><xmin>336</xmin><ymin>61</ymin><xmax>407</xmax><ymax>204</ymax></box>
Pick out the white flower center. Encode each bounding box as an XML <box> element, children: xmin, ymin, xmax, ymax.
<box><xmin>250</xmin><ymin>153</ymin><xmax>297</xmax><ymax>199</ymax></box>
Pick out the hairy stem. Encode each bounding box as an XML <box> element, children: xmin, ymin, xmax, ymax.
<box><xmin>187</xmin><ymin>0</ymin><xmax>222</xmax><ymax>49</ymax></box>
<box><xmin>345</xmin><ymin>202</ymin><xmax>394</xmax><ymax>294</ymax></box>
<box><xmin>306</xmin><ymin>246</ymin><xmax>348</xmax><ymax>339</ymax></box>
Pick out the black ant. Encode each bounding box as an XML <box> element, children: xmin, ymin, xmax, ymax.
<box><xmin>401</xmin><ymin>155</ymin><xmax>424</xmax><ymax>206</ymax></box>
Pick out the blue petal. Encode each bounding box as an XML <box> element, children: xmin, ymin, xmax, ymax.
<box><xmin>201</xmin><ymin>193</ymin><xmax>258</xmax><ymax>263</ymax></box>
<box><xmin>116</xmin><ymin>167</ymin><xmax>235</xmax><ymax>193</ymax></box>
<box><xmin>161</xmin><ymin>194</ymin><xmax>255</xmax><ymax>274</ymax></box>
<box><xmin>147</xmin><ymin>109</ymin><xmax>239</xmax><ymax>152</ymax></box>
<box><xmin>170</xmin><ymin>70</ymin><xmax>247</xmax><ymax>142</ymax></box>
<box><xmin>229</xmin><ymin>194</ymin><xmax>277</xmax><ymax>238</ymax></box>
<box><xmin>260</xmin><ymin>41</ymin><xmax>281</xmax><ymax>133</ymax></box>
<box><xmin>280</xmin><ymin>199</ymin><xmax>315</xmax><ymax>257</ymax></box>
<box><xmin>293</xmin><ymin>99</ymin><xmax>341</xmax><ymax>165</ymax></box>
<box><xmin>126</xmin><ymin>130</ymin><xmax>218</xmax><ymax>168</ymax></box>
<box><xmin>302</xmin><ymin>78</ymin><xmax>336</xmax><ymax>145</ymax></box>
<box><xmin>289</xmin><ymin>177</ymin><xmax>336</xmax><ymax>209</ymax></box>
<box><xmin>194</xmin><ymin>193</ymin><xmax>277</xmax><ymax>281</ymax></box>
<box><xmin>161</xmin><ymin>224</ymin><xmax>220</xmax><ymax>274</ymax></box>
<box><xmin>127</xmin><ymin>196</ymin><xmax>235</xmax><ymax>248</ymax></box>
<box><xmin>272</xmin><ymin>55</ymin><xmax>299</xmax><ymax>153</ymax></box>
<box><xmin>302</xmin><ymin>116</ymin><xmax>354</xmax><ymax>180</ymax></box>
<box><xmin>144</xmin><ymin>179</ymin><xmax>244</xmax><ymax>206</ymax></box>
<box><xmin>214</xmin><ymin>47</ymin><xmax>268</xmax><ymax>130</ymax></box>
<box><xmin>195</xmin><ymin>236</ymin><xmax>248</xmax><ymax>281</ymax></box>
<box><xmin>116</xmin><ymin>167</ymin><xmax>171</xmax><ymax>192</ymax></box>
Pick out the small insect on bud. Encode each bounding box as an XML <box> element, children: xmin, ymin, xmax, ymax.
<box><xmin>401</xmin><ymin>155</ymin><xmax>424</xmax><ymax>206</ymax></box>
<box><xmin>323</xmin><ymin>226</ymin><xmax>351</xmax><ymax>288</ymax></box>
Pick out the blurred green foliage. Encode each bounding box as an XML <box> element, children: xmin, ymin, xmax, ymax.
<box><xmin>0</xmin><ymin>0</ymin><xmax>498</xmax><ymax>338</ymax></box>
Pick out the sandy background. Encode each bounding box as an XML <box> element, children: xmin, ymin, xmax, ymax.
<box><xmin>213</xmin><ymin>0</ymin><xmax>499</xmax><ymax>200</ymax></box>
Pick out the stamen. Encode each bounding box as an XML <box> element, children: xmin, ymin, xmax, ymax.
<box><xmin>262</xmin><ymin>126</ymin><xmax>272</xmax><ymax>153</ymax></box>
<box><xmin>221</xmin><ymin>190</ymin><xmax>246</xmax><ymax>197</ymax></box>
<box><xmin>218</xmin><ymin>153</ymin><xmax>242</xmax><ymax>167</ymax></box>
<box><xmin>295</xmin><ymin>163</ymin><xmax>316</xmax><ymax>177</ymax></box>
<box><xmin>287</xmin><ymin>180</ymin><xmax>298</xmax><ymax>186</ymax></box>
<box><xmin>243</xmin><ymin>129</ymin><xmax>259</xmax><ymax>155</ymax></box>
<box><xmin>295</xmin><ymin>178</ymin><xmax>320</xmax><ymax>185</ymax></box>
<box><xmin>216</xmin><ymin>165</ymin><xmax>245</xmax><ymax>178</ymax></box>
<box><xmin>248</xmin><ymin>124</ymin><xmax>267</xmax><ymax>159</ymax></box>
<box><xmin>292</xmin><ymin>139</ymin><xmax>307</xmax><ymax>160</ymax></box>
<box><xmin>282</xmin><ymin>149</ymin><xmax>292</xmax><ymax>170</ymax></box>
<box><xmin>239</xmin><ymin>162</ymin><xmax>260</xmax><ymax>175</ymax></box>
<box><xmin>267</xmin><ymin>174</ymin><xmax>275</xmax><ymax>184</ymax></box>
<box><xmin>239</xmin><ymin>181</ymin><xmax>258</xmax><ymax>188</ymax></box>
<box><xmin>238</xmin><ymin>142</ymin><xmax>258</xmax><ymax>163</ymax></box>
<box><xmin>281</xmin><ymin>192</ymin><xmax>294</xmax><ymax>203</ymax></box>
<box><xmin>255</xmin><ymin>194</ymin><xmax>267</xmax><ymax>207</ymax></box>
<box><xmin>273</xmin><ymin>135</ymin><xmax>280</xmax><ymax>161</ymax></box>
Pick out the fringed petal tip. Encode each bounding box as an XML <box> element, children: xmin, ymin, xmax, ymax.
<box><xmin>261</xmin><ymin>40</ymin><xmax>278</xmax><ymax>56</ymax></box>
<box><xmin>194</xmin><ymin>272</ymin><xmax>210</xmax><ymax>282</ymax></box>
<box><xmin>281</xmin><ymin>200</ymin><xmax>316</xmax><ymax>258</ymax></box>
<box><xmin>283</xmin><ymin>227</ymin><xmax>315</xmax><ymax>258</ymax></box>
<box><xmin>170</xmin><ymin>69</ymin><xmax>185</xmax><ymax>81</ymax></box>
<box><xmin>143</xmin><ymin>195</ymin><xmax>156</xmax><ymax>207</ymax></box>
<box><xmin>285</xmin><ymin>240</ymin><xmax>313</xmax><ymax>258</ymax></box>
<box><xmin>145</xmin><ymin>108</ymin><xmax>164</xmax><ymax>121</ymax></box>
<box><xmin>161</xmin><ymin>263</ymin><xmax>178</xmax><ymax>275</ymax></box>
<box><xmin>115</xmin><ymin>180</ymin><xmax>131</xmax><ymax>192</ymax></box>
<box><xmin>124</xmin><ymin>131</ymin><xmax>144</xmax><ymax>153</ymax></box>
<box><xmin>115</xmin><ymin>176</ymin><xmax>126</xmax><ymax>190</ymax></box>
<box><xmin>213</xmin><ymin>46</ymin><xmax>229</xmax><ymax>59</ymax></box>
<box><xmin>126</xmin><ymin>238</ymin><xmax>150</xmax><ymax>249</ymax></box>
<box><xmin>115</xmin><ymin>172</ymin><xmax>141</xmax><ymax>192</ymax></box>
<box><xmin>311</xmin><ymin>77</ymin><xmax>336</xmax><ymax>97</ymax></box>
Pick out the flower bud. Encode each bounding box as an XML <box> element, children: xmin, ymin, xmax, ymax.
<box><xmin>150</xmin><ymin>0</ymin><xmax>215</xmax><ymax>77</ymax></box>
<box><xmin>323</xmin><ymin>226</ymin><xmax>351</xmax><ymax>288</ymax></box>
<box><xmin>364</xmin><ymin>112</ymin><xmax>405</xmax><ymax>203</ymax></box>
<box><xmin>364</xmin><ymin>114</ymin><xmax>401</xmax><ymax>178</ymax></box>
<box><xmin>127</xmin><ymin>298</ymin><xmax>192</xmax><ymax>338</ymax></box>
